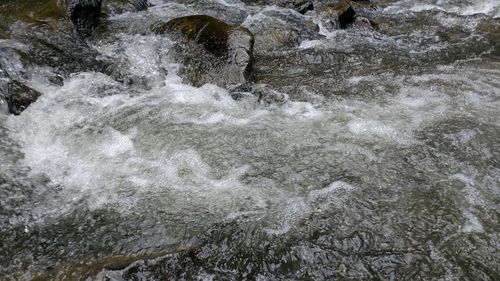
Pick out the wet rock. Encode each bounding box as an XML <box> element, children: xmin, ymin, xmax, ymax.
<box><xmin>154</xmin><ymin>15</ymin><xmax>254</xmax><ymax>86</ymax></box>
<box><xmin>48</xmin><ymin>75</ymin><xmax>64</xmax><ymax>86</ymax></box>
<box><xmin>320</xmin><ymin>0</ymin><xmax>379</xmax><ymax>30</ymax></box>
<box><xmin>1</xmin><ymin>55</ymin><xmax>41</xmax><ymax>115</ymax></box>
<box><xmin>5</xmin><ymin>81</ymin><xmax>41</xmax><ymax>115</ymax></box>
<box><xmin>333</xmin><ymin>0</ymin><xmax>357</xmax><ymax>29</ymax></box>
<box><xmin>242</xmin><ymin>8</ymin><xmax>319</xmax><ymax>52</ymax></box>
<box><xmin>246</xmin><ymin>20</ymin><xmax>300</xmax><ymax>51</ymax></box>
<box><xmin>68</xmin><ymin>0</ymin><xmax>103</xmax><ymax>37</ymax></box>
<box><xmin>294</xmin><ymin>0</ymin><xmax>314</xmax><ymax>14</ymax></box>
<box><xmin>228</xmin><ymin>83</ymin><xmax>287</xmax><ymax>105</ymax></box>
<box><xmin>7</xmin><ymin>20</ymin><xmax>113</xmax><ymax>77</ymax></box>
<box><xmin>252</xmin><ymin>84</ymin><xmax>287</xmax><ymax>105</ymax></box>
<box><xmin>165</xmin><ymin>15</ymin><xmax>254</xmax><ymax>61</ymax></box>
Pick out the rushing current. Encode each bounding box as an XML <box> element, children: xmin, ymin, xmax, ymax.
<box><xmin>0</xmin><ymin>0</ymin><xmax>499</xmax><ymax>280</ymax></box>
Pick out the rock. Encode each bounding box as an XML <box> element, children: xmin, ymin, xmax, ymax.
<box><xmin>68</xmin><ymin>0</ymin><xmax>103</xmax><ymax>37</ymax></box>
<box><xmin>155</xmin><ymin>15</ymin><xmax>254</xmax><ymax>86</ymax></box>
<box><xmin>242</xmin><ymin>9</ymin><xmax>319</xmax><ymax>52</ymax></box>
<box><xmin>322</xmin><ymin>0</ymin><xmax>380</xmax><ymax>30</ymax></box>
<box><xmin>0</xmin><ymin>67</ymin><xmax>41</xmax><ymax>115</ymax></box>
<box><xmin>5</xmin><ymin>81</ymin><xmax>42</xmax><ymax>115</ymax></box>
<box><xmin>293</xmin><ymin>0</ymin><xmax>314</xmax><ymax>14</ymax></box>
<box><xmin>246</xmin><ymin>19</ymin><xmax>300</xmax><ymax>51</ymax></box>
<box><xmin>252</xmin><ymin>84</ymin><xmax>287</xmax><ymax>105</ymax></box>
<box><xmin>0</xmin><ymin>0</ymin><xmax>69</xmax><ymax>24</ymax></box>
<box><xmin>333</xmin><ymin>0</ymin><xmax>357</xmax><ymax>29</ymax></box>
<box><xmin>7</xmin><ymin>20</ymin><xmax>112</xmax><ymax>76</ymax></box>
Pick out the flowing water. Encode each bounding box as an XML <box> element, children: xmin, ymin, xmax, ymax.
<box><xmin>0</xmin><ymin>0</ymin><xmax>499</xmax><ymax>280</ymax></box>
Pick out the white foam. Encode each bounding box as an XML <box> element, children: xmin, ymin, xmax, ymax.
<box><xmin>299</xmin><ymin>39</ymin><xmax>323</xmax><ymax>49</ymax></box>
<box><xmin>444</xmin><ymin>129</ymin><xmax>477</xmax><ymax>145</ymax></box>
<box><xmin>385</xmin><ymin>0</ymin><xmax>500</xmax><ymax>17</ymax></box>
<box><xmin>461</xmin><ymin>210</ymin><xmax>484</xmax><ymax>233</ymax></box>
<box><xmin>308</xmin><ymin>181</ymin><xmax>356</xmax><ymax>202</ymax></box>
<box><xmin>347</xmin><ymin>119</ymin><xmax>414</xmax><ymax>145</ymax></box>
<box><xmin>449</xmin><ymin>173</ymin><xmax>487</xmax><ymax>233</ymax></box>
<box><xmin>100</xmin><ymin>128</ymin><xmax>136</xmax><ymax>157</ymax></box>
<box><xmin>264</xmin><ymin>198</ymin><xmax>311</xmax><ymax>235</ymax></box>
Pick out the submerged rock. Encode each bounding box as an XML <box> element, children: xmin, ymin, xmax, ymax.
<box><xmin>68</xmin><ymin>0</ymin><xmax>103</xmax><ymax>37</ymax></box>
<box><xmin>154</xmin><ymin>15</ymin><xmax>254</xmax><ymax>86</ymax></box>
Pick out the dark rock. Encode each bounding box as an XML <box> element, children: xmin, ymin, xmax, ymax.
<box><xmin>294</xmin><ymin>0</ymin><xmax>314</xmax><ymax>14</ymax></box>
<box><xmin>322</xmin><ymin>0</ymin><xmax>379</xmax><ymax>30</ymax></box>
<box><xmin>5</xmin><ymin>81</ymin><xmax>42</xmax><ymax>115</ymax></box>
<box><xmin>1</xmin><ymin>65</ymin><xmax>40</xmax><ymax>115</ymax></box>
<box><xmin>155</xmin><ymin>15</ymin><xmax>254</xmax><ymax>86</ymax></box>
<box><xmin>334</xmin><ymin>0</ymin><xmax>357</xmax><ymax>29</ymax></box>
<box><xmin>48</xmin><ymin>75</ymin><xmax>64</xmax><ymax>86</ymax></box>
<box><xmin>228</xmin><ymin>83</ymin><xmax>286</xmax><ymax>105</ymax></box>
<box><xmin>252</xmin><ymin>84</ymin><xmax>287</xmax><ymax>105</ymax></box>
<box><xmin>7</xmin><ymin>20</ymin><xmax>113</xmax><ymax>77</ymax></box>
<box><xmin>165</xmin><ymin>15</ymin><xmax>253</xmax><ymax>60</ymax></box>
<box><xmin>68</xmin><ymin>0</ymin><xmax>103</xmax><ymax>37</ymax></box>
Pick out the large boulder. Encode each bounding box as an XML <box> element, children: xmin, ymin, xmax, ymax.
<box><xmin>68</xmin><ymin>0</ymin><xmax>103</xmax><ymax>37</ymax></box>
<box><xmin>154</xmin><ymin>15</ymin><xmax>254</xmax><ymax>87</ymax></box>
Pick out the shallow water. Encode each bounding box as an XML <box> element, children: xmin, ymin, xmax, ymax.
<box><xmin>0</xmin><ymin>0</ymin><xmax>499</xmax><ymax>280</ymax></box>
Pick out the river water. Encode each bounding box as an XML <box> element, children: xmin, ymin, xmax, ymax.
<box><xmin>0</xmin><ymin>0</ymin><xmax>499</xmax><ymax>280</ymax></box>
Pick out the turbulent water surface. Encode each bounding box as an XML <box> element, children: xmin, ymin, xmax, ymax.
<box><xmin>0</xmin><ymin>0</ymin><xmax>499</xmax><ymax>280</ymax></box>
